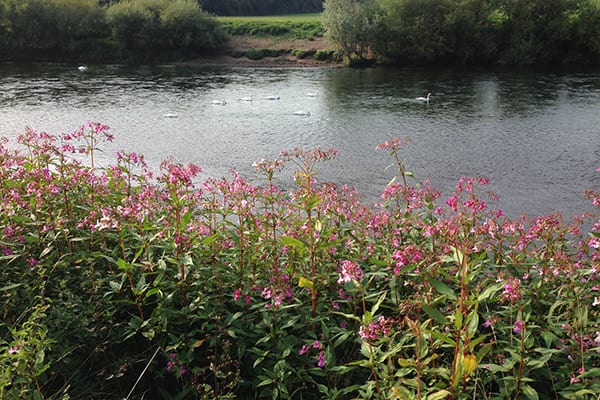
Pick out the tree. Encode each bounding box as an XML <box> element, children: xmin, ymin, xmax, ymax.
<box><xmin>106</xmin><ymin>0</ymin><xmax>153</xmax><ymax>50</ymax></box>
<box><xmin>160</xmin><ymin>0</ymin><xmax>225</xmax><ymax>50</ymax></box>
<box><xmin>323</xmin><ymin>0</ymin><xmax>382</xmax><ymax>61</ymax></box>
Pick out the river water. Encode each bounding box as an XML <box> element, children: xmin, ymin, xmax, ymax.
<box><xmin>1</xmin><ymin>63</ymin><xmax>599</xmax><ymax>219</ymax></box>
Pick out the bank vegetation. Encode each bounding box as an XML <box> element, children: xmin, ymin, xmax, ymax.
<box><xmin>1</xmin><ymin>0</ymin><xmax>600</xmax><ymax>66</ymax></box>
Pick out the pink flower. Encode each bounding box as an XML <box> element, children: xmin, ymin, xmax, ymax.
<box><xmin>513</xmin><ymin>320</ymin><xmax>523</xmax><ymax>334</ymax></box>
<box><xmin>500</xmin><ymin>277</ymin><xmax>521</xmax><ymax>303</ymax></box>
<box><xmin>317</xmin><ymin>351</ymin><xmax>326</xmax><ymax>368</ymax></box>
<box><xmin>8</xmin><ymin>345</ymin><xmax>19</xmax><ymax>355</ymax></box>
<box><xmin>337</xmin><ymin>260</ymin><xmax>363</xmax><ymax>284</ymax></box>
<box><xmin>299</xmin><ymin>344</ymin><xmax>309</xmax><ymax>355</ymax></box>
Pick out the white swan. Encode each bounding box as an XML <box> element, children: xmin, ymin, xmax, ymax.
<box><xmin>264</xmin><ymin>95</ymin><xmax>280</xmax><ymax>100</ymax></box>
<box><xmin>211</xmin><ymin>100</ymin><xmax>227</xmax><ymax>105</ymax></box>
<box><xmin>292</xmin><ymin>110</ymin><xmax>311</xmax><ymax>116</ymax></box>
<box><xmin>306</xmin><ymin>90</ymin><xmax>319</xmax><ymax>97</ymax></box>
<box><xmin>163</xmin><ymin>112</ymin><xmax>178</xmax><ymax>118</ymax></box>
<box><xmin>238</xmin><ymin>94</ymin><xmax>253</xmax><ymax>102</ymax></box>
<box><xmin>416</xmin><ymin>93</ymin><xmax>431</xmax><ymax>102</ymax></box>
<box><xmin>78</xmin><ymin>65</ymin><xmax>88</xmax><ymax>72</ymax></box>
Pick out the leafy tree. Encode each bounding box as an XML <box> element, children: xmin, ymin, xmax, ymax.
<box><xmin>0</xmin><ymin>0</ymin><xmax>106</xmax><ymax>53</ymax></box>
<box><xmin>50</xmin><ymin>0</ymin><xmax>108</xmax><ymax>50</ymax></box>
<box><xmin>323</xmin><ymin>0</ymin><xmax>383</xmax><ymax>61</ymax></box>
<box><xmin>160</xmin><ymin>0</ymin><xmax>225</xmax><ymax>50</ymax></box>
<box><xmin>106</xmin><ymin>0</ymin><xmax>225</xmax><ymax>54</ymax></box>
<box><xmin>569</xmin><ymin>0</ymin><xmax>600</xmax><ymax>62</ymax></box>
<box><xmin>376</xmin><ymin>0</ymin><xmax>454</xmax><ymax>64</ymax></box>
<box><xmin>496</xmin><ymin>0</ymin><xmax>575</xmax><ymax>64</ymax></box>
<box><xmin>200</xmin><ymin>0</ymin><xmax>324</xmax><ymax>16</ymax></box>
<box><xmin>106</xmin><ymin>0</ymin><xmax>153</xmax><ymax>50</ymax></box>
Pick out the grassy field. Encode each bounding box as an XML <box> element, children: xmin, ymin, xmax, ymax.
<box><xmin>216</xmin><ymin>13</ymin><xmax>322</xmax><ymax>24</ymax></box>
<box><xmin>217</xmin><ymin>13</ymin><xmax>324</xmax><ymax>39</ymax></box>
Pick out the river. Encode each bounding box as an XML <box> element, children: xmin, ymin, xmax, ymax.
<box><xmin>1</xmin><ymin>63</ymin><xmax>599</xmax><ymax>219</ymax></box>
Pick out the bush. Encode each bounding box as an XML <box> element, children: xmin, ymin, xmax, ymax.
<box><xmin>314</xmin><ymin>49</ymin><xmax>337</xmax><ymax>61</ymax></box>
<box><xmin>292</xmin><ymin>49</ymin><xmax>315</xmax><ymax>59</ymax></box>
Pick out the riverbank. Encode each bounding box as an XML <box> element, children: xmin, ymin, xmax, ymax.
<box><xmin>178</xmin><ymin>34</ymin><xmax>343</xmax><ymax>68</ymax></box>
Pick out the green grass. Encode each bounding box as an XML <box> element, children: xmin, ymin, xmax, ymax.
<box><xmin>216</xmin><ymin>13</ymin><xmax>322</xmax><ymax>24</ymax></box>
<box><xmin>217</xmin><ymin>13</ymin><xmax>324</xmax><ymax>39</ymax></box>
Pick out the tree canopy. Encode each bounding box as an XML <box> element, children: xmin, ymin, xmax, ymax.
<box><xmin>323</xmin><ymin>0</ymin><xmax>600</xmax><ymax>65</ymax></box>
<box><xmin>0</xmin><ymin>0</ymin><xmax>226</xmax><ymax>62</ymax></box>
<box><xmin>200</xmin><ymin>0</ymin><xmax>323</xmax><ymax>16</ymax></box>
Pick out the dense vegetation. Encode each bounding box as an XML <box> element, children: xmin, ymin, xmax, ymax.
<box><xmin>1</xmin><ymin>124</ymin><xmax>599</xmax><ymax>399</ymax></box>
<box><xmin>2</xmin><ymin>0</ymin><xmax>600</xmax><ymax>65</ymax></box>
<box><xmin>0</xmin><ymin>0</ymin><xmax>226</xmax><ymax>62</ymax></box>
<box><xmin>323</xmin><ymin>0</ymin><xmax>600</xmax><ymax>65</ymax></box>
<box><xmin>201</xmin><ymin>0</ymin><xmax>323</xmax><ymax>16</ymax></box>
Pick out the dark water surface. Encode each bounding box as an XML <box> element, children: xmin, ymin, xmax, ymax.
<box><xmin>1</xmin><ymin>63</ymin><xmax>599</xmax><ymax>218</ymax></box>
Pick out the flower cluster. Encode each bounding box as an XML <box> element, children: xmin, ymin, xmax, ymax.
<box><xmin>166</xmin><ymin>352</ymin><xmax>187</xmax><ymax>376</ymax></box>
<box><xmin>499</xmin><ymin>276</ymin><xmax>522</xmax><ymax>304</ymax></box>
<box><xmin>337</xmin><ymin>260</ymin><xmax>363</xmax><ymax>284</ymax></box>
<box><xmin>359</xmin><ymin>316</ymin><xmax>392</xmax><ymax>341</ymax></box>
<box><xmin>299</xmin><ymin>340</ymin><xmax>326</xmax><ymax>368</ymax></box>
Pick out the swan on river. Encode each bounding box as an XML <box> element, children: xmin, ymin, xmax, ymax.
<box><xmin>264</xmin><ymin>95</ymin><xmax>280</xmax><ymax>100</ymax></box>
<box><xmin>163</xmin><ymin>113</ymin><xmax>178</xmax><ymax>118</ymax></box>
<box><xmin>238</xmin><ymin>94</ymin><xmax>253</xmax><ymax>101</ymax></box>
<box><xmin>78</xmin><ymin>65</ymin><xmax>88</xmax><ymax>72</ymax></box>
<box><xmin>306</xmin><ymin>90</ymin><xmax>318</xmax><ymax>97</ymax></box>
<box><xmin>211</xmin><ymin>100</ymin><xmax>227</xmax><ymax>105</ymax></box>
<box><xmin>293</xmin><ymin>110</ymin><xmax>311</xmax><ymax>116</ymax></box>
<box><xmin>416</xmin><ymin>93</ymin><xmax>431</xmax><ymax>102</ymax></box>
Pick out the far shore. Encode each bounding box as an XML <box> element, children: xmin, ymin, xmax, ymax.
<box><xmin>173</xmin><ymin>53</ymin><xmax>344</xmax><ymax>68</ymax></box>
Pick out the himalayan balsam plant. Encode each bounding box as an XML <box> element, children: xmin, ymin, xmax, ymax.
<box><xmin>0</xmin><ymin>123</ymin><xmax>598</xmax><ymax>400</ymax></box>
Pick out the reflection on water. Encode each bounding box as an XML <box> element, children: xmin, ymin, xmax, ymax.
<box><xmin>1</xmin><ymin>63</ymin><xmax>599</xmax><ymax>218</ymax></box>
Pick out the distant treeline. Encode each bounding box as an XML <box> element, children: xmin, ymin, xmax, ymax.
<box><xmin>2</xmin><ymin>0</ymin><xmax>600</xmax><ymax>66</ymax></box>
<box><xmin>200</xmin><ymin>0</ymin><xmax>323</xmax><ymax>16</ymax></box>
<box><xmin>0</xmin><ymin>0</ymin><xmax>227</xmax><ymax>62</ymax></box>
<box><xmin>324</xmin><ymin>0</ymin><xmax>600</xmax><ymax>66</ymax></box>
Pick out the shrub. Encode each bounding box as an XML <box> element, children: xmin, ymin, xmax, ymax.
<box><xmin>292</xmin><ymin>49</ymin><xmax>315</xmax><ymax>59</ymax></box>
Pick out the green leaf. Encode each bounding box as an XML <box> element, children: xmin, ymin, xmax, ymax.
<box><xmin>298</xmin><ymin>276</ymin><xmax>313</xmax><ymax>289</ymax></box>
<box><xmin>454</xmin><ymin>307</ymin><xmax>463</xmax><ymax>330</ymax></box>
<box><xmin>279</xmin><ymin>236</ymin><xmax>306</xmax><ymax>249</ymax></box>
<box><xmin>582</xmin><ymin>367</ymin><xmax>600</xmax><ymax>378</ymax></box>
<box><xmin>0</xmin><ymin>283</ymin><xmax>22</xmax><ymax>291</ymax></box>
<box><xmin>109</xmin><ymin>281</ymin><xmax>122</xmax><ymax>292</ymax></box>
<box><xmin>522</xmin><ymin>384</ymin><xmax>539</xmax><ymax>400</ymax></box>
<box><xmin>430</xmin><ymin>330</ymin><xmax>456</xmax><ymax>347</ymax></box>
<box><xmin>117</xmin><ymin>258</ymin><xmax>131</xmax><ymax>271</ymax></box>
<box><xmin>428</xmin><ymin>390</ymin><xmax>452</xmax><ymax>400</ymax></box>
<box><xmin>256</xmin><ymin>377</ymin><xmax>273</xmax><ymax>387</ymax></box>
<box><xmin>422</xmin><ymin>304</ymin><xmax>447</xmax><ymax>325</ymax></box>
<box><xmin>466</xmin><ymin>311</ymin><xmax>479</xmax><ymax>338</ymax></box>
<box><xmin>431</xmin><ymin>280</ymin><xmax>457</xmax><ymax>300</ymax></box>
<box><xmin>370</xmin><ymin>292</ymin><xmax>387</xmax><ymax>315</ymax></box>
<box><xmin>477</xmin><ymin>282</ymin><xmax>502</xmax><ymax>301</ymax></box>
